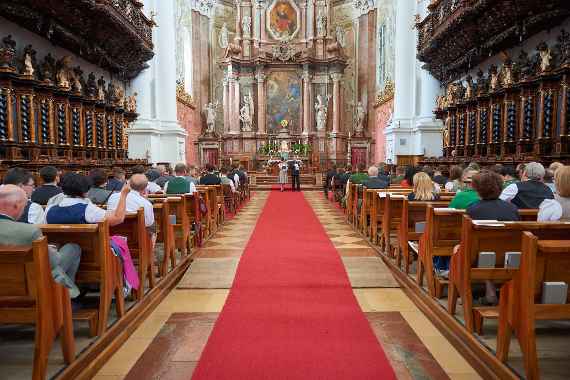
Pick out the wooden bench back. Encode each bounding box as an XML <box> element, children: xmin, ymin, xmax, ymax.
<box><xmin>401</xmin><ymin>200</ymin><xmax>451</xmax><ymax>242</ymax></box>
<box><xmin>39</xmin><ymin>222</ymin><xmax>111</xmax><ymax>285</ymax></box>
<box><xmin>458</xmin><ymin>218</ymin><xmax>570</xmax><ymax>293</ymax></box>
<box><xmin>0</xmin><ymin>237</ymin><xmax>52</xmax><ymax>313</ymax></box>
<box><xmin>496</xmin><ymin>233</ymin><xmax>570</xmax><ymax>378</ymax></box>
<box><xmin>109</xmin><ymin>208</ymin><xmax>148</xmax><ymax>261</ymax></box>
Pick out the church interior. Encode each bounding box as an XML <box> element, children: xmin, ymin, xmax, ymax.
<box><xmin>1</xmin><ymin>0</ymin><xmax>570</xmax><ymax>379</ymax></box>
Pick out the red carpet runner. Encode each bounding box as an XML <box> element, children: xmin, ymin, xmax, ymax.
<box><xmin>191</xmin><ymin>191</ymin><xmax>396</xmax><ymax>379</ymax></box>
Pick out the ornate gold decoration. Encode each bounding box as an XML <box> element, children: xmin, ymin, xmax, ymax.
<box><xmin>374</xmin><ymin>81</ymin><xmax>394</xmax><ymax>106</ymax></box>
<box><xmin>176</xmin><ymin>82</ymin><xmax>195</xmax><ymax>108</ymax></box>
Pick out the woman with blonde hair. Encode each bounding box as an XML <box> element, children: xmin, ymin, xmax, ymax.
<box><xmin>539</xmin><ymin>165</ymin><xmax>570</xmax><ymax>221</ymax></box>
<box><xmin>408</xmin><ymin>172</ymin><xmax>440</xmax><ymax>201</ymax></box>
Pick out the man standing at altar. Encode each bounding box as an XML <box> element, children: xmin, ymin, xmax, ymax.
<box><xmin>291</xmin><ymin>160</ymin><xmax>301</xmax><ymax>191</ymax></box>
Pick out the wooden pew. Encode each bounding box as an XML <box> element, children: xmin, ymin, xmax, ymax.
<box><xmin>417</xmin><ymin>207</ymin><xmax>540</xmax><ymax>299</ymax></box>
<box><xmin>417</xmin><ymin>206</ymin><xmax>463</xmax><ymax>298</ymax></box>
<box><xmin>109</xmin><ymin>208</ymin><xmax>154</xmax><ymax>301</ymax></box>
<box><xmin>0</xmin><ymin>237</ymin><xmax>75</xmax><ymax>380</ymax></box>
<box><xmin>345</xmin><ymin>183</ymin><xmax>356</xmax><ymax>221</ymax></box>
<box><xmin>370</xmin><ymin>189</ymin><xmax>410</xmax><ymax>247</ymax></box>
<box><xmin>39</xmin><ymin>221</ymin><xmax>124</xmax><ymax>335</ymax></box>
<box><xmin>448</xmin><ymin>218</ymin><xmax>570</xmax><ymax>333</ymax></box>
<box><xmin>222</xmin><ymin>184</ymin><xmax>236</xmax><ymax>214</ymax></box>
<box><xmin>360</xmin><ymin>188</ymin><xmax>384</xmax><ymax>236</ymax></box>
<box><xmin>183</xmin><ymin>193</ymin><xmax>200</xmax><ymax>250</ymax></box>
<box><xmin>396</xmin><ymin>199</ymin><xmax>450</xmax><ymax>274</ymax></box>
<box><xmin>151</xmin><ymin>199</ymin><xmax>176</xmax><ymax>277</ymax></box>
<box><xmin>496</xmin><ymin>233</ymin><xmax>570</xmax><ymax>380</ymax></box>
<box><xmin>166</xmin><ymin>196</ymin><xmax>189</xmax><ymax>261</ymax></box>
<box><xmin>196</xmin><ymin>187</ymin><xmax>212</xmax><ymax>238</ymax></box>
<box><xmin>380</xmin><ymin>193</ymin><xmax>407</xmax><ymax>258</ymax></box>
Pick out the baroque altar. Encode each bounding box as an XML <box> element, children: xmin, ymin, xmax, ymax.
<box><xmin>196</xmin><ymin>0</ymin><xmax>373</xmax><ymax>169</ymax></box>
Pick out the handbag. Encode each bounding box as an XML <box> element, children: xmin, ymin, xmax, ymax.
<box><xmin>199</xmin><ymin>196</ymin><xmax>208</xmax><ymax>215</ymax></box>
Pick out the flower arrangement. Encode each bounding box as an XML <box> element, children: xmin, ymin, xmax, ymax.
<box><xmin>280</xmin><ymin>119</ymin><xmax>289</xmax><ymax>128</ymax></box>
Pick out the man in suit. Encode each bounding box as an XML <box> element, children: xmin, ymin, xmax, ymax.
<box><xmin>0</xmin><ymin>185</ymin><xmax>81</xmax><ymax>297</ymax></box>
<box><xmin>200</xmin><ymin>164</ymin><xmax>222</xmax><ymax>185</ymax></box>
<box><xmin>31</xmin><ymin>166</ymin><xmax>62</xmax><ymax>205</ymax></box>
<box><xmin>106</xmin><ymin>167</ymin><xmax>126</xmax><ymax>192</ymax></box>
<box><xmin>291</xmin><ymin>160</ymin><xmax>301</xmax><ymax>191</ymax></box>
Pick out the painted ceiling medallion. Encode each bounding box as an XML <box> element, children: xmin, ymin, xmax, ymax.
<box><xmin>266</xmin><ymin>0</ymin><xmax>300</xmax><ymax>41</ymax></box>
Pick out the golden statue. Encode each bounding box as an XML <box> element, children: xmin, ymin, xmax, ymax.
<box><xmin>442</xmin><ymin>115</ymin><xmax>451</xmax><ymax>148</ymax></box>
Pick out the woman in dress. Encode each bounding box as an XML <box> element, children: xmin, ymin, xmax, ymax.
<box><xmin>278</xmin><ymin>158</ymin><xmax>288</xmax><ymax>192</ymax></box>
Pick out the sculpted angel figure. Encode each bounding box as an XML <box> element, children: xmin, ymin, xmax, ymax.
<box><xmin>315</xmin><ymin>94</ymin><xmax>329</xmax><ymax>131</ymax></box>
<box><xmin>355</xmin><ymin>102</ymin><xmax>366</xmax><ymax>134</ymax></box>
<box><xmin>239</xmin><ymin>92</ymin><xmax>254</xmax><ymax>132</ymax></box>
<box><xmin>56</xmin><ymin>56</ymin><xmax>73</xmax><ymax>89</ymax></box>
<box><xmin>219</xmin><ymin>23</ymin><xmax>229</xmax><ymax>49</ymax></box>
<box><xmin>538</xmin><ymin>43</ymin><xmax>552</xmax><ymax>72</ymax></box>
<box><xmin>443</xmin><ymin>115</ymin><xmax>451</xmax><ymax>148</ymax></box>
<box><xmin>22</xmin><ymin>45</ymin><xmax>36</xmax><ymax>77</ymax></box>
<box><xmin>204</xmin><ymin>101</ymin><xmax>219</xmax><ymax>133</ymax></box>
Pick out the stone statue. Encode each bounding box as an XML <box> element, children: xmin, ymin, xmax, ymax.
<box><xmin>108</xmin><ymin>81</ymin><xmax>120</xmax><ymax>105</ymax></box>
<box><xmin>443</xmin><ymin>115</ymin><xmax>451</xmax><ymax>148</ymax></box>
<box><xmin>126</xmin><ymin>93</ymin><xmax>138</xmax><ymax>113</ymax></box>
<box><xmin>316</xmin><ymin>8</ymin><xmax>327</xmax><ymax>38</ymax></box>
<box><xmin>40</xmin><ymin>53</ymin><xmax>56</xmax><ymax>84</ymax></box>
<box><xmin>203</xmin><ymin>101</ymin><xmax>218</xmax><ymax>134</ymax></box>
<box><xmin>538</xmin><ymin>42</ymin><xmax>552</xmax><ymax>72</ymax></box>
<box><xmin>241</xmin><ymin>16</ymin><xmax>252</xmax><ymax>36</ymax></box>
<box><xmin>501</xmin><ymin>60</ymin><xmax>514</xmax><ymax>87</ymax></box>
<box><xmin>517</xmin><ymin>50</ymin><xmax>533</xmax><ymax>80</ymax></box>
<box><xmin>335</xmin><ymin>26</ymin><xmax>346</xmax><ymax>48</ymax></box>
<box><xmin>22</xmin><ymin>44</ymin><xmax>36</xmax><ymax>77</ymax></box>
<box><xmin>489</xmin><ymin>65</ymin><xmax>499</xmax><ymax>91</ymax></box>
<box><xmin>355</xmin><ymin>101</ymin><xmax>366</xmax><ymax>134</ymax></box>
<box><xmin>465</xmin><ymin>75</ymin><xmax>474</xmax><ymax>99</ymax></box>
<box><xmin>116</xmin><ymin>85</ymin><xmax>125</xmax><ymax>107</ymax></box>
<box><xmin>86</xmin><ymin>73</ymin><xmax>98</xmax><ymax>98</ymax></box>
<box><xmin>219</xmin><ymin>23</ymin><xmax>229</xmax><ymax>49</ymax></box>
<box><xmin>97</xmin><ymin>76</ymin><xmax>106</xmax><ymax>102</ymax></box>
<box><xmin>0</xmin><ymin>35</ymin><xmax>16</xmax><ymax>71</ymax></box>
<box><xmin>239</xmin><ymin>92</ymin><xmax>254</xmax><ymax>132</ymax></box>
<box><xmin>315</xmin><ymin>94</ymin><xmax>329</xmax><ymax>131</ymax></box>
<box><xmin>280</xmin><ymin>140</ymin><xmax>289</xmax><ymax>153</ymax></box>
<box><xmin>56</xmin><ymin>56</ymin><xmax>73</xmax><ymax>89</ymax></box>
<box><xmin>72</xmin><ymin>66</ymin><xmax>83</xmax><ymax>94</ymax></box>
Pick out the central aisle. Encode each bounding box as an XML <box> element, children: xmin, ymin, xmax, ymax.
<box><xmin>191</xmin><ymin>191</ymin><xmax>396</xmax><ymax>380</ymax></box>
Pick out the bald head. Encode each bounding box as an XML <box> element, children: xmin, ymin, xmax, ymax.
<box><xmin>129</xmin><ymin>174</ymin><xmax>148</xmax><ymax>193</ymax></box>
<box><xmin>0</xmin><ymin>185</ymin><xmax>28</xmax><ymax>220</ymax></box>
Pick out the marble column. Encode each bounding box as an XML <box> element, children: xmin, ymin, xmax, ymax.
<box><xmin>128</xmin><ymin>0</ymin><xmax>186</xmax><ymax>163</ymax></box>
<box><xmin>223</xmin><ymin>77</ymin><xmax>229</xmax><ymax>133</ymax></box>
<box><xmin>413</xmin><ymin>0</ymin><xmax>442</xmax><ymax>157</ymax></box>
<box><xmin>302</xmin><ymin>69</ymin><xmax>311</xmax><ymax>135</ymax></box>
<box><xmin>256</xmin><ymin>70</ymin><xmax>266</xmax><ymax>134</ymax></box>
<box><xmin>300</xmin><ymin>2</ymin><xmax>307</xmax><ymax>43</ymax></box>
<box><xmin>393</xmin><ymin>0</ymin><xmax>415</xmax><ymax>123</ymax></box>
<box><xmin>259</xmin><ymin>0</ymin><xmax>267</xmax><ymax>41</ymax></box>
<box><xmin>230</xmin><ymin>71</ymin><xmax>241</xmax><ymax>134</ymax></box>
<box><xmin>331</xmin><ymin>73</ymin><xmax>342</xmax><ymax>134</ymax></box>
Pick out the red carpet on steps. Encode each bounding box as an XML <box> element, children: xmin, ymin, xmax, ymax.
<box><xmin>191</xmin><ymin>191</ymin><xmax>396</xmax><ymax>380</ymax></box>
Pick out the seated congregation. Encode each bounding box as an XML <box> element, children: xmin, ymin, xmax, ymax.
<box><xmin>0</xmin><ymin>163</ymin><xmax>250</xmax><ymax>379</ymax></box>
<box><xmin>324</xmin><ymin>160</ymin><xmax>570</xmax><ymax>379</ymax></box>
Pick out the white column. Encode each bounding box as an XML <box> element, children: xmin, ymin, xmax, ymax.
<box><xmin>413</xmin><ymin>0</ymin><xmax>443</xmax><ymax>158</ymax></box>
<box><xmin>256</xmin><ymin>70</ymin><xmax>266</xmax><ymax>134</ymax></box>
<box><xmin>223</xmin><ymin>77</ymin><xmax>229</xmax><ymax>133</ymax></box>
<box><xmin>128</xmin><ymin>0</ymin><xmax>187</xmax><ymax>164</ymax></box>
<box><xmin>302</xmin><ymin>69</ymin><xmax>311</xmax><ymax>135</ymax></box>
<box><xmin>384</xmin><ymin>0</ymin><xmax>415</xmax><ymax>162</ymax></box>
<box><xmin>392</xmin><ymin>0</ymin><xmax>415</xmax><ymax>123</ymax></box>
<box><xmin>331</xmin><ymin>73</ymin><xmax>342</xmax><ymax>134</ymax></box>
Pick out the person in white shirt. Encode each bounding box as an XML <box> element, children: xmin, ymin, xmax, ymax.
<box><xmin>108</xmin><ymin>174</ymin><xmax>157</xmax><ymax>245</ymax></box>
<box><xmin>1</xmin><ymin>167</ymin><xmax>45</xmax><ymax>224</ymax></box>
<box><xmin>108</xmin><ymin>174</ymin><xmax>155</xmax><ymax>227</ymax></box>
